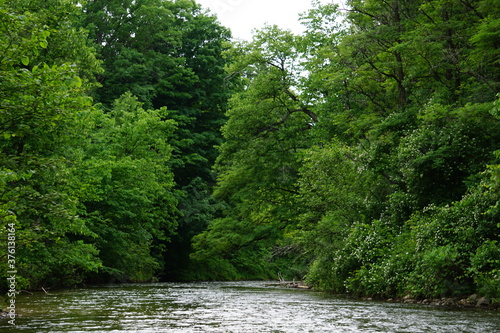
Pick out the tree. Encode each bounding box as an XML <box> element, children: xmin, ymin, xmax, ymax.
<box><xmin>296</xmin><ymin>0</ymin><xmax>500</xmax><ymax>298</ymax></box>
<box><xmin>0</xmin><ymin>0</ymin><xmax>102</xmax><ymax>289</ymax></box>
<box><xmin>190</xmin><ymin>26</ymin><xmax>316</xmax><ymax>279</ymax></box>
<box><xmin>82</xmin><ymin>1</ymin><xmax>233</xmax><ymax>278</ymax></box>
<box><xmin>83</xmin><ymin>0</ymin><xmax>231</xmax><ymax>186</ymax></box>
<box><xmin>79</xmin><ymin>92</ymin><xmax>178</xmax><ymax>282</ymax></box>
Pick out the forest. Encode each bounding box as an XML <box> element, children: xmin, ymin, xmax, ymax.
<box><xmin>1</xmin><ymin>0</ymin><xmax>499</xmax><ymax>303</ymax></box>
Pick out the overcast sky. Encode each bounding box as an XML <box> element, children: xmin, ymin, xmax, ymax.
<box><xmin>195</xmin><ymin>0</ymin><xmax>338</xmax><ymax>40</ymax></box>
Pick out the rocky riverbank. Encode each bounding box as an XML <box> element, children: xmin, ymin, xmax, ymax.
<box><xmin>264</xmin><ymin>281</ymin><xmax>498</xmax><ymax>310</ymax></box>
<box><xmin>367</xmin><ymin>294</ymin><xmax>498</xmax><ymax>309</ymax></box>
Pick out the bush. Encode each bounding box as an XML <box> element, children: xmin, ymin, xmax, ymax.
<box><xmin>405</xmin><ymin>245</ymin><xmax>471</xmax><ymax>298</ymax></box>
<box><xmin>469</xmin><ymin>240</ymin><xmax>500</xmax><ymax>299</ymax></box>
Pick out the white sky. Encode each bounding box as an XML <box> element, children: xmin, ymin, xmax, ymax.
<box><xmin>195</xmin><ymin>0</ymin><xmax>338</xmax><ymax>40</ymax></box>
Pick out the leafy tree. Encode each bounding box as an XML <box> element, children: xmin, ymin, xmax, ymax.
<box><xmin>296</xmin><ymin>0</ymin><xmax>500</xmax><ymax>299</ymax></box>
<box><xmin>161</xmin><ymin>177</ymin><xmax>227</xmax><ymax>280</ymax></box>
<box><xmin>0</xmin><ymin>0</ymin><xmax>102</xmax><ymax>289</ymax></box>
<box><xmin>190</xmin><ymin>26</ymin><xmax>316</xmax><ymax>279</ymax></box>
<box><xmin>2</xmin><ymin>0</ymin><xmax>498</xmax><ymax>300</ymax></box>
<box><xmin>79</xmin><ymin>93</ymin><xmax>178</xmax><ymax>282</ymax></box>
<box><xmin>82</xmin><ymin>0</ymin><xmax>231</xmax><ymax>186</ymax></box>
<box><xmin>296</xmin><ymin>142</ymin><xmax>385</xmax><ymax>290</ymax></box>
<box><xmin>82</xmin><ymin>1</ymin><xmax>232</xmax><ymax>278</ymax></box>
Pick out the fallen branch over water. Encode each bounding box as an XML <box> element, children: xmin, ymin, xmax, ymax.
<box><xmin>265</xmin><ymin>281</ymin><xmax>312</xmax><ymax>289</ymax></box>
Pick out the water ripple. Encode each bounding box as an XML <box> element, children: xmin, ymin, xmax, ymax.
<box><xmin>2</xmin><ymin>281</ymin><xmax>499</xmax><ymax>332</ymax></box>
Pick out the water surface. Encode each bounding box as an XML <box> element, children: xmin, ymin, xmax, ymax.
<box><xmin>2</xmin><ymin>281</ymin><xmax>499</xmax><ymax>332</ymax></box>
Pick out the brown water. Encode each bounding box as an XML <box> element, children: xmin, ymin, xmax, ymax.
<box><xmin>2</xmin><ymin>281</ymin><xmax>499</xmax><ymax>332</ymax></box>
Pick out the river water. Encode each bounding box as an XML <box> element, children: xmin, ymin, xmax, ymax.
<box><xmin>2</xmin><ymin>281</ymin><xmax>499</xmax><ymax>332</ymax></box>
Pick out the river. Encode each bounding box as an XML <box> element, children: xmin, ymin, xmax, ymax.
<box><xmin>1</xmin><ymin>281</ymin><xmax>499</xmax><ymax>332</ymax></box>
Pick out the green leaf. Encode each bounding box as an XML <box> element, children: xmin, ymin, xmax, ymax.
<box><xmin>73</xmin><ymin>76</ymin><xmax>82</xmax><ymax>88</ymax></box>
<box><xmin>21</xmin><ymin>57</ymin><xmax>29</xmax><ymax>66</ymax></box>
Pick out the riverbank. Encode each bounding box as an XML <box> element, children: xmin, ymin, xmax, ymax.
<box><xmin>265</xmin><ymin>281</ymin><xmax>498</xmax><ymax>310</ymax></box>
<box><xmin>380</xmin><ymin>294</ymin><xmax>499</xmax><ymax>310</ymax></box>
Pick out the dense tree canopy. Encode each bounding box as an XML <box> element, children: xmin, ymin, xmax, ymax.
<box><xmin>81</xmin><ymin>0</ymin><xmax>232</xmax><ymax>278</ymax></box>
<box><xmin>0</xmin><ymin>0</ymin><xmax>229</xmax><ymax>289</ymax></box>
<box><xmin>83</xmin><ymin>0</ymin><xmax>231</xmax><ymax>186</ymax></box>
<box><xmin>191</xmin><ymin>0</ymin><xmax>500</xmax><ymax>301</ymax></box>
<box><xmin>0</xmin><ymin>0</ymin><xmax>103</xmax><ymax>288</ymax></box>
<box><xmin>1</xmin><ymin>0</ymin><xmax>499</xmax><ymax>305</ymax></box>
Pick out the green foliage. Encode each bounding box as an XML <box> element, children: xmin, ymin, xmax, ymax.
<box><xmin>0</xmin><ymin>0</ymin><xmax>102</xmax><ymax>290</ymax></box>
<box><xmin>83</xmin><ymin>0</ymin><xmax>231</xmax><ymax>186</ymax></box>
<box><xmin>194</xmin><ymin>0</ymin><xmax>500</xmax><ymax>301</ymax></box>
<box><xmin>80</xmin><ymin>92</ymin><xmax>178</xmax><ymax>282</ymax></box>
<box><xmin>1</xmin><ymin>0</ymin><xmax>499</xmax><ymax>300</ymax></box>
<box><xmin>406</xmin><ymin>245</ymin><xmax>466</xmax><ymax>298</ymax></box>
<box><xmin>190</xmin><ymin>216</ymin><xmax>276</xmax><ymax>280</ymax></box>
<box><xmin>162</xmin><ymin>177</ymin><xmax>227</xmax><ymax>280</ymax></box>
<box><xmin>396</xmin><ymin>113</ymin><xmax>496</xmax><ymax>208</ymax></box>
<box><xmin>189</xmin><ymin>26</ymin><xmax>314</xmax><ymax>279</ymax></box>
<box><xmin>0</xmin><ymin>0</ymin><xmax>180</xmax><ymax>290</ymax></box>
<box><xmin>82</xmin><ymin>0</ymin><xmax>232</xmax><ymax>278</ymax></box>
<box><xmin>469</xmin><ymin>241</ymin><xmax>500</xmax><ymax>299</ymax></box>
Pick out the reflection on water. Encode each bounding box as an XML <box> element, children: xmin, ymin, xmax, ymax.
<box><xmin>2</xmin><ymin>281</ymin><xmax>500</xmax><ymax>332</ymax></box>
